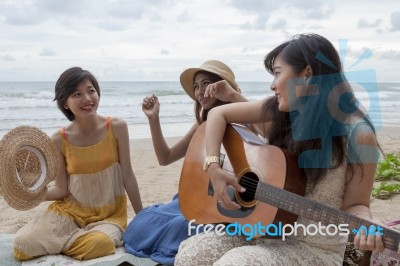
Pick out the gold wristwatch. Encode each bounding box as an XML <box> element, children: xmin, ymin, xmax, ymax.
<box><xmin>203</xmin><ymin>155</ymin><xmax>220</xmax><ymax>172</ymax></box>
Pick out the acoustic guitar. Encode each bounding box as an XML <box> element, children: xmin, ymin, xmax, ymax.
<box><xmin>179</xmin><ymin>122</ymin><xmax>400</xmax><ymax>253</ymax></box>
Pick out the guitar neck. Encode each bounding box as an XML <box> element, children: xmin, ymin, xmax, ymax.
<box><xmin>256</xmin><ymin>182</ymin><xmax>400</xmax><ymax>252</ymax></box>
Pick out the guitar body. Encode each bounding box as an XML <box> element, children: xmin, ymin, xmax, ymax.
<box><xmin>179</xmin><ymin>123</ymin><xmax>307</xmax><ymax>229</ymax></box>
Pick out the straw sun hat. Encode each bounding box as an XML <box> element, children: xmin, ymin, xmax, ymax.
<box><xmin>180</xmin><ymin>60</ymin><xmax>241</xmax><ymax>101</ymax></box>
<box><xmin>0</xmin><ymin>126</ymin><xmax>59</xmax><ymax>210</ymax></box>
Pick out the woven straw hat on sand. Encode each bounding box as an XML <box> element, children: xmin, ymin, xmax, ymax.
<box><xmin>0</xmin><ymin>126</ymin><xmax>59</xmax><ymax>210</ymax></box>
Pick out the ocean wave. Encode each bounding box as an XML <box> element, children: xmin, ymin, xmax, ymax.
<box><xmin>0</xmin><ymin>81</ymin><xmax>398</xmax><ymax>136</ymax></box>
<box><xmin>0</xmin><ymin>91</ymin><xmax>53</xmax><ymax>99</ymax></box>
<box><xmin>150</xmin><ymin>90</ymin><xmax>186</xmax><ymax>96</ymax></box>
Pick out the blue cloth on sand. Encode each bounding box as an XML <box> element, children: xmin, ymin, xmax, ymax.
<box><xmin>123</xmin><ymin>194</ymin><xmax>202</xmax><ymax>265</ymax></box>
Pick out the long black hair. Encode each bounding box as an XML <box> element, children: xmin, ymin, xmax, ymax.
<box><xmin>194</xmin><ymin>71</ymin><xmax>229</xmax><ymax>124</ymax></box>
<box><xmin>262</xmin><ymin>33</ymin><xmax>377</xmax><ymax>189</ymax></box>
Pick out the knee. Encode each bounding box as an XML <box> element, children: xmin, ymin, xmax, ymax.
<box><xmin>13</xmin><ymin>233</ymin><xmax>35</xmax><ymax>261</ymax></box>
<box><xmin>174</xmin><ymin>251</ymin><xmax>187</xmax><ymax>266</ymax></box>
<box><xmin>175</xmin><ymin>238</ymin><xmax>201</xmax><ymax>266</ymax></box>
<box><xmin>65</xmin><ymin>232</ymin><xmax>116</xmax><ymax>260</ymax></box>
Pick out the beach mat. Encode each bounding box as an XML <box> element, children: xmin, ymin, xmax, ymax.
<box><xmin>0</xmin><ymin>234</ymin><xmax>158</xmax><ymax>266</ymax></box>
<box><xmin>0</xmin><ymin>234</ymin><xmax>21</xmax><ymax>266</ymax></box>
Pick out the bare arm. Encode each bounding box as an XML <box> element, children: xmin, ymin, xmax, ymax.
<box><xmin>44</xmin><ymin>132</ymin><xmax>69</xmax><ymax>201</ymax></box>
<box><xmin>112</xmin><ymin>118</ymin><xmax>143</xmax><ymax>214</ymax></box>
<box><xmin>142</xmin><ymin>95</ymin><xmax>198</xmax><ymax>165</ymax></box>
<box><xmin>342</xmin><ymin>123</ymin><xmax>384</xmax><ymax>252</ymax></box>
<box><xmin>205</xmin><ymin>100</ymin><xmax>266</xmax><ymax>210</ymax></box>
<box><xmin>204</xmin><ymin>80</ymin><xmax>266</xmax><ymax>136</ymax></box>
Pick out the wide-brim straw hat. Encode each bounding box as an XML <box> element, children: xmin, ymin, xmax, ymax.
<box><xmin>0</xmin><ymin>126</ymin><xmax>59</xmax><ymax>211</ymax></box>
<box><xmin>180</xmin><ymin>60</ymin><xmax>241</xmax><ymax>101</ymax></box>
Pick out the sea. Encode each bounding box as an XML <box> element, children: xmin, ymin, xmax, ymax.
<box><xmin>0</xmin><ymin>82</ymin><xmax>399</xmax><ymax>139</ymax></box>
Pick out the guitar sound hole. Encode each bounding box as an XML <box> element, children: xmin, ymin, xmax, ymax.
<box><xmin>238</xmin><ymin>172</ymin><xmax>258</xmax><ymax>202</ymax></box>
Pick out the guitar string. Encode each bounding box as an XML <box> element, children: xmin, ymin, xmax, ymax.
<box><xmin>238</xmin><ymin>178</ymin><xmax>258</xmax><ymax>186</ymax></box>
<box><xmin>239</xmin><ymin>177</ymin><xmax>323</xmax><ymax>224</ymax></box>
<box><xmin>224</xmin><ymin>171</ymin><xmax>399</xmax><ymax>249</ymax></box>
<box><xmin>214</xmin><ymin>134</ymin><xmax>400</xmax><ymax>249</ymax></box>
<box><xmin>237</xmin><ymin>178</ymin><xmax>258</xmax><ymax>193</ymax></box>
<box><xmin>237</xmin><ymin>178</ymin><xmax>391</xmax><ymax>237</ymax></box>
<box><xmin>238</xmin><ymin>177</ymin><xmax>259</xmax><ymax>187</ymax></box>
<box><xmin>238</xmin><ymin>177</ymin><xmax>294</xmax><ymax>209</ymax></box>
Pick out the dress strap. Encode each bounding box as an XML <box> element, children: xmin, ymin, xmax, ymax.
<box><xmin>61</xmin><ymin>127</ymin><xmax>67</xmax><ymax>140</ymax></box>
<box><xmin>106</xmin><ymin>117</ymin><xmax>111</xmax><ymax>129</ymax></box>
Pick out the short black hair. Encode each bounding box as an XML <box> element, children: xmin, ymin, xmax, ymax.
<box><xmin>54</xmin><ymin>67</ymin><xmax>100</xmax><ymax>121</ymax></box>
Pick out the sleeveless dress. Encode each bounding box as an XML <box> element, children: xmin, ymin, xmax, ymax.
<box><xmin>14</xmin><ymin>117</ymin><xmax>127</xmax><ymax>261</ymax></box>
<box><xmin>175</xmin><ymin>121</ymin><xmax>372</xmax><ymax>266</ymax></box>
<box><xmin>123</xmin><ymin>194</ymin><xmax>203</xmax><ymax>265</ymax></box>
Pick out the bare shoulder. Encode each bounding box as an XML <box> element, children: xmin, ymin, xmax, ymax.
<box><xmin>110</xmin><ymin>116</ymin><xmax>127</xmax><ymax>128</ymax></box>
<box><xmin>350</xmin><ymin>120</ymin><xmax>378</xmax><ymax>146</ymax></box>
<box><xmin>51</xmin><ymin>130</ymin><xmax>63</xmax><ymax>150</ymax></box>
<box><xmin>110</xmin><ymin>117</ymin><xmax>128</xmax><ymax>137</ymax></box>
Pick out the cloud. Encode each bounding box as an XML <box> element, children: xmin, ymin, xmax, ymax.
<box><xmin>0</xmin><ymin>3</ymin><xmax>45</xmax><ymax>25</ymax></box>
<box><xmin>229</xmin><ymin>0</ymin><xmax>278</xmax><ymax>13</ymax></box>
<box><xmin>2</xmin><ymin>54</ymin><xmax>16</xmax><ymax>61</ymax></box>
<box><xmin>0</xmin><ymin>0</ymin><xmax>171</xmax><ymax>27</ymax></box>
<box><xmin>271</xmin><ymin>19</ymin><xmax>287</xmax><ymax>30</ymax></box>
<box><xmin>358</xmin><ymin>18</ymin><xmax>382</xmax><ymax>28</ymax></box>
<box><xmin>239</xmin><ymin>15</ymin><xmax>270</xmax><ymax>30</ymax></box>
<box><xmin>36</xmin><ymin>0</ymin><xmax>83</xmax><ymax>14</ymax></box>
<box><xmin>40</xmin><ymin>48</ymin><xmax>57</xmax><ymax>57</ymax></box>
<box><xmin>161</xmin><ymin>49</ymin><xmax>170</xmax><ymax>55</ymax></box>
<box><xmin>97</xmin><ymin>20</ymin><xmax>128</xmax><ymax>31</ymax></box>
<box><xmin>279</xmin><ymin>0</ymin><xmax>335</xmax><ymax>20</ymax></box>
<box><xmin>107</xmin><ymin>2</ymin><xmax>148</xmax><ymax>20</ymax></box>
<box><xmin>379</xmin><ymin>50</ymin><xmax>400</xmax><ymax>60</ymax></box>
<box><xmin>229</xmin><ymin>0</ymin><xmax>276</xmax><ymax>30</ymax></box>
<box><xmin>302</xmin><ymin>5</ymin><xmax>335</xmax><ymax>20</ymax></box>
<box><xmin>390</xmin><ymin>12</ymin><xmax>400</xmax><ymax>31</ymax></box>
<box><xmin>177</xmin><ymin>10</ymin><xmax>190</xmax><ymax>23</ymax></box>
<box><xmin>0</xmin><ymin>0</ymin><xmax>398</xmax><ymax>82</ymax></box>
<box><xmin>106</xmin><ymin>0</ymin><xmax>174</xmax><ymax>21</ymax></box>
<box><xmin>230</xmin><ymin>0</ymin><xmax>333</xmax><ymax>30</ymax></box>
<box><xmin>239</xmin><ymin>22</ymin><xmax>254</xmax><ymax>30</ymax></box>
<box><xmin>0</xmin><ymin>0</ymin><xmax>85</xmax><ymax>25</ymax></box>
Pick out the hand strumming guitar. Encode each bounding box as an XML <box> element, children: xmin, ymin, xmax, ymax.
<box><xmin>207</xmin><ymin>163</ymin><xmax>245</xmax><ymax>210</ymax></box>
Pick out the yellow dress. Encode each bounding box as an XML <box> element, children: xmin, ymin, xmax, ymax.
<box><xmin>14</xmin><ymin>117</ymin><xmax>127</xmax><ymax>260</ymax></box>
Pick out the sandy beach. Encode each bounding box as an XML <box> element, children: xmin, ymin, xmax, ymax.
<box><xmin>1</xmin><ymin>127</ymin><xmax>400</xmax><ymax>234</ymax></box>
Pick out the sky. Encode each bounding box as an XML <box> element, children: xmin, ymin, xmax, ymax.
<box><xmin>0</xmin><ymin>0</ymin><xmax>399</xmax><ymax>82</ymax></box>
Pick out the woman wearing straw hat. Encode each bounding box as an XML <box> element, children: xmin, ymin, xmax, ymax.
<box><xmin>13</xmin><ymin>67</ymin><xmax>143</xmax><ymax>261</ymax></box>
<box><xmin>123</xmin><ymin>60</ymin><xmax>262</xmax><ymax>265</ymax></box>
<box><xmin>141</xmin><ymin>60</ymin><xmax>261</xmax><ymax>165</ymax></box>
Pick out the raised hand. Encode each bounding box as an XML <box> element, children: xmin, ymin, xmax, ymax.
<box><xmin>204</xmin><ymin>80</ymin><xmax>240</xmax><ymax>103</ymax></box>
<box><xmin>142</xmin><ymin>94</ymin><xmax>160</xmax><ymax>119</ymax></box>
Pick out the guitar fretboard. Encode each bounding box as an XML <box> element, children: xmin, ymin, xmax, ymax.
<box><xmin>255</xmin><ymin>181</ymin><xmax>400</xmax><ymax>252</ymax></box>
